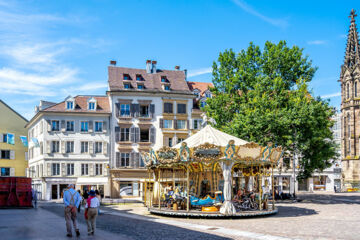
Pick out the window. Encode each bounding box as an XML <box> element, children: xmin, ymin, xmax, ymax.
<box><xmin>0</xmin><ymin>168</ymin><xmax>10</xmax><ymax>176</ymax></box>
<box><xmin>164</xmin><ymin>85</ymin><xmax>170</xmax><ymax>91</ymax></box>
<box><xmin>95</xmin><ymin>142</ymin><xmax>103</xmax><ymax>154</ymax></box>
<box><xmin>177</xmin><ymin>138</ymin><xmax>185</xmax><ymax>144</ymax></box>
<box><xmin>95</xmin><ymin>164</ymin><xmax>103</xmax><ymax>175</ymax></box>
<box><xmin>81</xmin><ymin>164</ymin><xmax>89</xmax><ymax>175</ymax></box>
<box><xmin>66</xmin><ymin>121</ymin><xmax>74</xmax><ymax>131</ymax></box>
<box><xmin>51</xmin><ymin>121</ymin><xmax>60</xmax><ymax>131</ymax></box>
<box><xmin>137</xmin><ymin>84</ymin><xmax>144</xmax><ymax>90</ymax></box>
<box><xmin>95</xmin><ymin>122</ymin><xmax>103</xmax><ymax>132</ymax></box>
<box><xmin>139</xmin><ymin>155</ymin><xmax>145</xmax><ymax>167</ymax></box>
<box><xmin>81</xmin><ymin>121</ymin><xmax>89</xmax><ymax>132</ymax></box>
<box><xmin>168</xmin><ymin>138</ymin><xmax>173</xmax><ymax>147</ymax></box>
<box><xmin>164</xmin><ymin>103</ymin><xmax>173</xmax><ymax>113</ymax></box>
<box><xmin>1</xmin><ymin>150</ymin><xmax>10</xmax><ymax>159</ymax></box>
<box><xmin>176</xmin><ymin>120</ymin><xmax>186</xmax><ymax>129</ymax></box>
<box><xmin>136</xmin><ymin>75</ymin><xmax>142</xmax><ymax>81</ymax></box>
<box><xmin>120</xmin><ymin>128</ymin><xmax>130</xmax><ymax>141</ymax></box>
<box><xmin>51</xmin><ymin>141</ymin><xmax>60</xmax><ymax>153</ymax></box>
<box><xmin>81</xmin><ymin>142</ymin><xmax>89</xmax><ymax>153</ymax></box>
<box><xmin>194</xmin><ymin>91</ymin><xmax>200</xmax><ymax>98</ymax></box>
<box><xmin>347</xmin><ymin>83</ymin><xmax>349</xmax><ymax>99</ymax></box>
<box><xmin>177</xmin><ymin>104</ymin><xmax>186</xmax><ymax>114</ymax></box>
<box><xmin>89</xmin><ymin>102</ymin><xmax>96</xmax><ymax>110</ymax></box>
<box><xmin>205</xmin><ymin>91</ymin><xmax>211</xmax><ymax>98</ymax></box>
<box><xmin>200</xmin><ymin>101</ymin><xmax>206</xmax><ymax>108</ymax></box>
<box><xmin>121</xmin><ymin>153</ymin><xmax>130</xmax><ymax>167</ymax></box>
<box><xmin>120</xmin><ymin>104</ymin><xmax>130</xmax><ymax>116</ymax></box>
<box><xmin>66</xmin><ymin>101</ymin><xmax>73</xmax><ymax>110</ymax></box>
<box><xmin>140</xmin><ymin>129</ymin><xmax>149</xmax><ymax>142</ymax></box>
<box><xmin>2</xmin><ymin>134</ymin><xmax>7</xmax><ymax>143</ymax></box>
<box><xmin>66</xmin><ymin>141</ymin><xmax>74</xmax><ymax>153</ymax></box>
<box><xmin>52</xmin><ymin>163</ymin><xmax>60</xmax><ymax>176</ymax></box>
<box><xmin>356</xmin><ymin>82</ymin><xmax>358</xmax><ymax>97</ymax></box>
<box><xmin>124</xmin><ymin>84</ymin><xmax>130</xmax><ymax>89</ymax></box>
<box><xmin>283</xmin><ymin>157</ymin><xmax>291</xmax><ymax>168</ymax></box>
<box><xmin>140</xmin><ymin>105</ymin><xmax>149</xmax><ymax>117</ymax></box>
<box><xmin>161</xmin><ymin>76</ymin><xmax>167</xmax><ymax>82</ymax></box>
<box><xmin>163</xmin><ymin>120</ymin><xmax>173</xmax><ymax>129</ymax></box>
<box><xmin>67</xmin><ymin>163</ymin><xmax>74</xmax><ymax>176</ymax></box>
<box><xmin>193</xmin><ymin>119</ymin><xmax>202</xmax><ymax>130</ymax></box>
<box><xmin>123</xmin><ymin>74</ymin><xmax>130</xmax><ymax>80</ymax></box>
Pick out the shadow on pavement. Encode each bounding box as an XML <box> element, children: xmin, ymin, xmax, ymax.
<box><xmin>41</xmin><ymin>203</ymin><xmax>232</xmax><ymax>240</ymax></box>
<box><xmin>271</xmin><ymin>205</ymin><xmax>317</xmax><ymax>218</ymax></box>
<box><xmin>296</xmin><ymin>194</ymin><xmax>360</xmax><ymax>205</ymax></box>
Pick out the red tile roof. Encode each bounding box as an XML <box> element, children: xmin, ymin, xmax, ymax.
<box><xmin>108</xmin><ymin>66</ymin><xmax>191</xmax><ymax>93</ymax></box>
<box><xmin>42</xmin><ymin>96</ymin><xmax>110</xmax><ymax>114</ymax></box>
<box><xmin>187</xmin><ymin>81</ymin><xmax>213</xmax><ymax>96</ymax></box>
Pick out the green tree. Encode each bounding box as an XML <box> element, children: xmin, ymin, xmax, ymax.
<box><xmin>205</xmin><ymin>41</ymin><xmax>338</xmax><ymax>179</ymax></box>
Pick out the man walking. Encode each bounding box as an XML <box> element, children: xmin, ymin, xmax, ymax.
<box><xmin>63</xmin><ymin>184</ymin><xmax>81</xmax><ymax>237</ymax></box>
<box><xmin>85</xmin><ymin>190</ymin><xmax>100</xmax><ymax>235</ymax></box>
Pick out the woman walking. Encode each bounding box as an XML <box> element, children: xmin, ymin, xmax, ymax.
<box><xmin>84</xmin><ymin>190</ymin><xmax>100</xmax><ymax>235</ymax></box>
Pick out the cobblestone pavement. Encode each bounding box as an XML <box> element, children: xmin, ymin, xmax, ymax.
<box><xmin>2</xmin><ymin>193</ymin><xmax>359</xmax><ymax>240</ymax></box>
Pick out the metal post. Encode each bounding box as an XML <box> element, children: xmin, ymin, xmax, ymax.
<box><xmin>187</xmin><ymin>165</ymin><xmax>190</xmax><ymax>212</ymax></box>
<box><xmin>272</xmin><ymin>165</ymin><xmax>275</xmax><ymax>210</ymax></box>
<box><xmin>173</xmin><ymin>169</ymin><xmax>175</xmax><ymax>190</ymax></box>
<box><xmin>158</xmin><ymin>169</ymin><xmax>161</xmax><ymax>209</ymax></box>
<box><xmin>259</xmin><ymin>167</ymin><xmax>262</xmax><ymax>210</ymax></box>
<box><xmin>144</xmin><ymin>180</ymin><xmax>147</xmax><ymax>207</ymax></box>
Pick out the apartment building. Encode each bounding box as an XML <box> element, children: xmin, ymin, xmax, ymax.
<box><xmin>26</xmin><ymin>96</ymin><xmax>111</xmax><ymax>200</ymax></box>
<box><xmin>0</xmin><ymin>100</ymin><xmax>28</xmax><ymax>177</ymax></box>
<box><xmin>107</xmin><ymin>60</ymin><xmax>199</xmax><ymax>198</ymax></box>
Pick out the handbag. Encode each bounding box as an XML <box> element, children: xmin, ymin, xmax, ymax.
<box><xmin>84</xmin><ymin>208</ymin><xmax>88</xmax><ymax>219</ymax></box>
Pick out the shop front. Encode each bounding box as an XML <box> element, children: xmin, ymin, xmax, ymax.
<box><xmin>76</xmin><ymin>177</ymin><xmax>108</xmax><ymax>198</ymax></box>
<box><xmin>110</xmin><ymin>169</ymin><xmax>148</xmax><ymax>198</ymax></box>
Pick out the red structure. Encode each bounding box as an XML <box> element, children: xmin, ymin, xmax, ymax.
<box><xmin>0</xmin><ymin>177</ymin><xmax>32</xmax><ymax>208</ymax></box>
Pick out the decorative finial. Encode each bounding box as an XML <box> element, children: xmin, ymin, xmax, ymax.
<box><xmin>350</xmin><ymin>9</ymin><xmax>357</xmax><ymax>22</ymax></box>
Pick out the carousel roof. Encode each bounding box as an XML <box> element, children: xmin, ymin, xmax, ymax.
<box><xmin>173</xmin><ymin>124</ymin><xmax>248</xmax><ymax>149</ymax></box>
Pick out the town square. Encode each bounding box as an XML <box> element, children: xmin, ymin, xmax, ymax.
<box><xmin>0</xmin><ymin>1</ymin><xmax>359</xmax><ymax>239</ymax></box>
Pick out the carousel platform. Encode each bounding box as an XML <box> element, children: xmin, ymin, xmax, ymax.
<box><xmin>148</xmin><ymin>207</ymin><xmax>278</xmax><ymax>218</ymax></box>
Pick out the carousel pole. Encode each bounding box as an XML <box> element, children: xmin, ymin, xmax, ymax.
<box><xmin>259</xmin><ymin>166</ymin><xmax>262</xmax><ymax>211</ymax></box>
<box><xmin>186</xmin><ymin>164</ymin><xmax>190</xmax><ymax>212</ymax></box>
<box><xmin>173</xmin><ymin>169</ymin><xmax>176</xmax><ymax>190</ymax></box>
<box><xmin>158</xmin><ymin>168</ymin><xmax>161</xmax><ymax>209</ymax></box>
<box><xmin>272</xmin><ymin>164</ymin><xmax>275</xmax><ymax>210</ymax></box>
<box><xmin>144</xmin><ymin>175</ymin><xmax>147</xmax><ymax>207</ymax></box>
<box><xmin>148</xmin><ymin>170</ymin><xmax>152</xmax><ymax>208</ymax></box>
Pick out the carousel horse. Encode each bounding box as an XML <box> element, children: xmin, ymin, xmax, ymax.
<box><xmin>190</xmin><ymin>192</ymin><xmax>224</xmax><ymax>206</ymax></box>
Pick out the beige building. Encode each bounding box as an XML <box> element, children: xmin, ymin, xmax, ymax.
<box><xmin>340</xmin><ymin>10</ymin><xmax>360</xmax><ymax>189</ymax></box>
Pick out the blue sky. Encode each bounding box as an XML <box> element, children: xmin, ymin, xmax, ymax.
<box><xmin>0</xmin><ymin>0</ymin><xmax>358</xmax><ymax>120</ymax></box>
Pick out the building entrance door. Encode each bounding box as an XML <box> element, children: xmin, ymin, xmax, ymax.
<box><xmin>51</xmin><ymin>185</ymin><xmax>58</xmax><ymax>199</ymax></box>
<box><xmin>298</xmin><ymin>179</ymin><xmax>308</xmax><ymax>191</ymax></box>
<box><xmin>59</xmin><ymin>184</ymin><xmax>67</xmax><ymax>199</ymax></box>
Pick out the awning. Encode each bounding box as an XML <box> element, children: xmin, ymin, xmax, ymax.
<box><xmin>76</xmin><ymin>177</ymin><xmax>108</xmax><ymax>184</ymax></box>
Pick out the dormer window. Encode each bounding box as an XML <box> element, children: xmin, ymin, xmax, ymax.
<box><xmin>137</xmin><ymin>84</ymin><xmax>144</xmax><ymax>90</ymax></box>
<box><xmin>164</xmin><ymin>85</ymin><xmax>170</xmax><ymax>91</ymax></box>
<box><xmin>87</xmin><ymin>97</ymin><xmax>97</xmax><ymax>110</ymax></box>
<box><xmin>205</xmin><ymin>91</ymin><xmax>211</xmax><ymax>98</ymax></box>
<box><xmin>193</xmin><ymin>90</ymin><xmax>200</xmax><ymax>98</ymax></box>
<box><xmin>136</xmin><ymin>74</ymin><xmax>143</xmax><ymax>81</ymax></box>
<box><xmin>124</xmin><ymin>83</ymin><xmax>131</xmax><ymax>89</ymax></box>
<box><xmin>123</xmin><ymin>74</ymin><xmax>131</xmax><ymax>80</ymax></box>
<box><xmin>161</xmin><ymin>76</ymin><xmax>167</xmax><ymax>82</ymax></box>
<box><xmin>66</xmin><ymin>101</ymin><xmax>74</xmax><ymax>110</ymax></box>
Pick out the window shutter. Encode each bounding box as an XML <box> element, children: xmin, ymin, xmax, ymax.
<box><xmin>61</xmin><ymin>141</ymin><xmax>66</xmax><ymax>154</ymax></box>
<box><xmin>103</xmin><ymin>121</ymin><xmax>107</xmax><ymax>133</ymax></box>
<box><xmin>89</xmin><ymin>164</ymin><xmax>94</xmax><ymax>176</ymax></box>
<box><xmin>61</xmin><ymin>163</ymin><xmax>66</xmax><ymax>176</ymax></box>
<box><xmin>46</xmin><ymin>120</ymin><xmax>51</xmax><ymax>131</ymax></box>
<box><xmin>89</xmin><ymin>121</ymin><xmax>93</xmax><ymax>132</ymax></box>
<box><xmin>187</xmin><ymin>120</ymin><xmax>190</xmax><ymax>130</ymax></box>
<box><xmin>25</xmin><ymin>152</ymin><xmax>28</xmax><ymax>161</ymax></box>
<box><xmin>115</xmin><ymin>103</ymin><xmax>120</xmax><ymax>117</ymax></box>
<box><xmin>135</xmin><ymin>128</ymin><xmax>140</xmax><ymax>143</ymax></box>
<box><xmin>135</xmin><ymin>104</ymin><xmax>140</xmax><ymax>117</ymax></box>
<box><xmin>135</xmin><ymin>152</ymin><xmax>140</xmax><ymax>168</ymax></box>
<box><xmin>46</xmin><ymin>141</ymin><xmax>51</xmax><ymax>154</ymax></box>
<box><xmin>174</xmin><ymin>120</ymin><xmax>178</xmax><ymax>130</ymax></box>
<box><xmin>61</xmin><ymin>120</ymin><xmax>65</xmax><ymax>132</ymax></box>
<box><xmin>130</xmin><ymin>104</ymin><xmax>135</xmax><ymax>117</ymax></box>
<box><xmin>190</xmin><ymin>120</ymin><xmax>194</xmax><ymax>130</ymax></box>
<box><xmin>0</xmin><ymin>134</ymin><xmax>3</xmax><ymax>142</ymax></box>
<box><xmin>47</xmin><ymin>163</ymin><xmax>51</xmax><ymax>176</ymax></box>
<box><xmin>130</xmin><ymin>127</ymin><xmax>135</xmax><ymax>142</ymax></box>
<box><xmin>10</xmin><ymin>168</ymin><xmax>15</xmax><ymax>176</ymax></box>
<box><xmin>116</xmin><ymin>152</ymin><xmax>120</xmax><ymax>168</ymax></box>
<box><xmin>103</xmin><ymin>164</ymin><xmax>107</xmax><ymax>176</ymax></box>
<box><xmin>89</xmin><ymin>141</ymin><xmax>94</xmax><ymax>154</ymax></box>
<box><xmin>130</xmin><ymin>152</ymin><xmax>135</xmax><ymax>168</ymax></box>
<box><xmin>150</xmin><ymin>127</ymin><xmax>156</xmax><ymax>144</ymax></box>
<box><xmin>150</xmin><ymin>104</ymin><xmax>155</xmax><ymax>118</ymax></box>
<box><xmin>10</xmin><ymin>150</ymin><xmax>15</xmax><ymax>160</ymax></box>
<box><xmin>160</xmin><ymin>119</ymin><xmax>164</xmax><ymax>128</ymax></box>
<box><xmin>40</xmin><ymin>121</ymin><xmax>43</xmax><ymax>134</ymax></box>
<box><xmin>115</xmin><ymin>127</ymin><xmax>120</xmax><ymax>142</ymax></box>
<box><xmin>103</xmin><ymin>142</ymin><xmax>108</xmax><ymax>155</ymax></box>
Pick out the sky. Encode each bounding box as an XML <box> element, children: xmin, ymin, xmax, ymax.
<box><xmin>0</xmin><ymin>0</ymin><xmax>358</xmax><ymax>120</ymax></box>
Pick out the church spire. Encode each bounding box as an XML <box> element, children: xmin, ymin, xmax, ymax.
<box><xmin>344</xmin><ymin>9</ymin><xmax>360</xmax><ymax>68</ymax></box>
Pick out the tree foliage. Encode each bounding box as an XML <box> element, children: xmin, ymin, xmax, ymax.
<box><xmin>205</xmin><ymin>41</ymin><xmax>338</xmax><ymax>179</ymax></box>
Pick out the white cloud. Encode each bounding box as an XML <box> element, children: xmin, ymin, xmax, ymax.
<box><xmin>231</xmin><ymin>0</ymin><xmax>288</xmax><ymax>28</ymax></box>
<box><xmin>307</xmin><ymin>40</ymin><xmax>327</xmax><ymax>45</ymax></box>
<box><xmin>187</xmin><ymin>67</ymin><xmax>212</xmax><ymax>78</ymax></box>
<box><xmin>321</xmin><ymin>92</ymin><xmax>341</xmax><ymax>98</ymax></box>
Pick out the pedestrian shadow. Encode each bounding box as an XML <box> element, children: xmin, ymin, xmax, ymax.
<box><xmin>270</xmin><ymin>205</ymin><xmax>317</xmax><ymax>218</ymax></box>
<box><xmin>296</xmin><ymin>194</ymin><xmax>360</xmax><ymax>205</ymax></box>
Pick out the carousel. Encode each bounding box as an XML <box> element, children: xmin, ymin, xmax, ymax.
<box><xmin>141</xmin><ymin>125</ymin><xmax>283</xmax><ymax>218</ymax></box>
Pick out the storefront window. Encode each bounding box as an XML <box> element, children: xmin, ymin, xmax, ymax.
<box><xmin>313</xmin><ymin>176</ymin><xmax>326</xmax><ymax>190</ymax></box>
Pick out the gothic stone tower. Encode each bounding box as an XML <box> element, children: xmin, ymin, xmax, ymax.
<box><xmin>341</xmin><ymin>9</ymin><xmax>360</xmax><ymax>189</ymax></box>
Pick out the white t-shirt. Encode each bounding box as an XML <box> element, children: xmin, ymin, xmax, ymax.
<box><xmin>85</xmin><ymin>197</ymin><xmax>100</xmax><ymax>208</ymax></box>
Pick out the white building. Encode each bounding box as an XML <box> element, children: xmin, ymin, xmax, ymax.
<box><xmin>26</xmin><ymin>96</ymin><xmax>111</xmax><ymax>200</ymax></box>
<box><xmin>107</xmin><ymin>60</ymin><xmax>207</xmax><ymax>198</ymax></box>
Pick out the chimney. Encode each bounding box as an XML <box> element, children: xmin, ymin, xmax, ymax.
<box><xmin>110</xmin><ymin>60</ymin><xmax>116</xmax><ymax>66</ymax></box>
<box><xmin>175</xmin><ymin>66</ymin><xmax>180</xmax><ymax>70</ymax></box>
<box><xmin>184</xmin><ymin>69</ymin><xmax>187</xmax><ymax>81</ymax></box>
<box><xmin>151</xmin><ymin>60</ymin><xmax>157</xmax><ymax>73</ymax></box>
<box><xmin>146</xmin><ymin>60</ymin><xmax>152</xmax><ymax>73</ymax></box>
